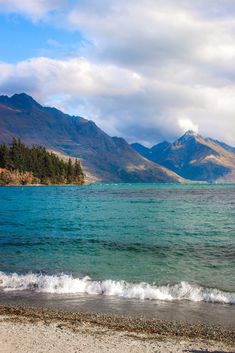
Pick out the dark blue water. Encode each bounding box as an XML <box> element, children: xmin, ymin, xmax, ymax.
<box><xmin>0</xmin><ymin>184</ymin><xmax>234</xmax><ymax>305</ymax></box>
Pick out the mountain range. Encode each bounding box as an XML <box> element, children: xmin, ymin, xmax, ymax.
<box><xmin>0</xmin><ymin>93</ymin><xmax>234</xmax><ymax>183</ymax></box>
<box><xmin>0</xmin><ymin>93</ymin><xmax>184</xmax><ymax>183</ymax></box>
<box><xmin>132</xmin><ymin>130</ymin><xmax>235</xmax><ymax>182</ymax></box>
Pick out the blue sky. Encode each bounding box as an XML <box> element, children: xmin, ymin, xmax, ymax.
<box><xmin>0</xmin><ymin>0</ymin><xmax>235</xmax><ymax>146</ymax></box>
<box><xmin>0</xmin><ymin>15</ymin><xmax>85</xmax><ymax>63</ymax></box>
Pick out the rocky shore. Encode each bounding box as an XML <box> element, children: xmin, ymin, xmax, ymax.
<box><xmin>0</xmin><ymin>305</ymin><xmax>234</xmax><ymax>353</ymax></box>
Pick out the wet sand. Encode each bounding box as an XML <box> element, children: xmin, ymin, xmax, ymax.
<box><xmin>0</xmin><ymin>305</ymin><xmax>234</xmax><ymax>353</ymax></box>
<box><xmin>0</xmin><ymin>291</ymin><xmax>234</xmax><ymax>329</ymax></box>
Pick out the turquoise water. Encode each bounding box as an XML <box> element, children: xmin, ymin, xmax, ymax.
<box><xmin>0</xmin><ymin>184</ymin><xmax>234</xmax><ymax>303</ymax></box>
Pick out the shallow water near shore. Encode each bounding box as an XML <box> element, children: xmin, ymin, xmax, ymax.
<box><xmin>0</xmin><ymin>290</ymin><xmax>235</xmax><ymax>329</ymax></box>
<box><xmin>0</xmin><ymin>183</ymin><xmax>234</xmax><ymax>324</ymax></box>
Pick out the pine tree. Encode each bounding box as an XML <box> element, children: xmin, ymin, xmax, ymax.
<box><xmin>0</xmin><ymin>139</ymin><xmax>84</xmax><ymax>185</ymax></box>
<box><xmin>74</xmin><ymin>159</ymin><xmax>84</xmax><ymax>183</ymax></box>
<box><xmin>66</xmin><ymin>158</ymin><xmax>74</xmax><ymax>184</ymax></box>
<box><xmin>0</xmin><ymin>143</ymin><xmax>11</xmax><ymax>168</ymax></box>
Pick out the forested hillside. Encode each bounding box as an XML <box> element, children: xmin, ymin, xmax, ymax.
<box><xmin>0</xmin><ymin>138</ymin><xmax>84</xmax><ymax>185</ymax></box>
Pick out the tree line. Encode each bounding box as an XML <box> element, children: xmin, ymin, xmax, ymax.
<box><xmin>0</xmin><ymin>138</ymin><xmax>84</xmax><ymax>185</ymax></box>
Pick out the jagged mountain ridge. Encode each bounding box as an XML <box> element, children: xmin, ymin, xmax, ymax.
<box><xmin>0</xmin><ymin>93</ymin><xmax>185</xmax><ymax>183</ymax></box>
<box><xmin>206</xmin><ymin>138</ymin><xmax>235</xmax><ymax>154</ymax></box>
<box><xmin>132</xmin><ymin>130</ymin><xmax>235</xmax><ymax>182</ymax></box>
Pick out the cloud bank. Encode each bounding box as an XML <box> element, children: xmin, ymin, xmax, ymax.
<box><xmin>0</xmin><ymin>0</ymin><xmax>235</xmax><ymax>145</ymax></box>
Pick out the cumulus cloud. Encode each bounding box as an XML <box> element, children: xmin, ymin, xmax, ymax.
<box><xmin>0</xmin><ymin>0</ymin><xmax>235</xmax><ymax>145</ymax></box>
<box><xmin>0</xmin><ymin>57</ymin><xmax>142</xmax><ymax>97</ymax></box>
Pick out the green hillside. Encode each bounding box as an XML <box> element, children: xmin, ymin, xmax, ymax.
<box><xmin>0</xmin><ymin>138</ymin><xmax>84</xmax><ymax>186</ymax></box>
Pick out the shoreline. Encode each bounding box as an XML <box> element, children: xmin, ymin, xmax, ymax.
<box><xmin>1</xmin><ymin>181</ymin><xmax>235</xmax><ymax>187</ymax></box>
<box><xmin>0</xmin><ymin>305</ymin><xmax>234</xmax><ymax>343</ymax></box>
<box><xmin>0</xmin><ymin>182</ymin><xmax>85</xmax><ymax>187</ymax></box>
<box><xmin>0</xmin><ymin>305</ymin><xmax>234</xmax><ymax>353</ymax></box>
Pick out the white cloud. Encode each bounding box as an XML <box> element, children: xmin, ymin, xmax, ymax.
<box><xmin>0</xmin><ymin>57</ymin><xmax>143</xmax><ymax>99</ymax></box>
<box><xmin>178</xmin><ymin>118</ymin><xmax>199</xmax><ymax>134</ymax></box>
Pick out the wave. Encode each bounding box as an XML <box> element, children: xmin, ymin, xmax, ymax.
<box><xmin>0</xmin><ymin>271</ymin><xmax>234</xmax><ymax>305</ymax></box>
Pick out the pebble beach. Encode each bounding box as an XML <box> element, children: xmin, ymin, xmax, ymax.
<box><xmin>0</xmin><ymin>305</ymin><xmax>234</xmax><ymax>353</ymax></box>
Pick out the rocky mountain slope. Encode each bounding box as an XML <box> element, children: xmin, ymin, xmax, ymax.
<box><xmin>132</xmin><ymin>131</ymin><xmax>235</xmax><ymax>182</ymax></box>
<box><xmin>0</xmin><ymin>93</ymin><xmax>185</xmax><ymax>183</ymax></box>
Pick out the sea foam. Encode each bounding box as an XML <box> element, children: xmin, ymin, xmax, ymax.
<box><xmin>0</xmin><ymin>271</ymin><xmax>234</xmax><ymax>305</ymax></box>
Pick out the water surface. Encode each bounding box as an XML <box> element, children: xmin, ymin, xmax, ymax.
<box><xmin>0</xmin><ymin>184</ymin><xmax>234</xmax><ymax>312</ymax></box>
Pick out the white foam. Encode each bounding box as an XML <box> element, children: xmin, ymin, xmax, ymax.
<box><xmin>0</xmin><ymin>271</ymin><xmax>234</xmax><ymax>304</ymax></box>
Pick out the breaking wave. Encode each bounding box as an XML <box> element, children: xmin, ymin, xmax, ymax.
<box><xmin>0</xmin><ymin>271</ymin><xmax>234</xmax><ymax>305</ymax></box>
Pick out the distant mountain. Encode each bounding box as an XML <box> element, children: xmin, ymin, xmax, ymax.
<box><xmin>131</xmin><ymin>143</ymin><xmax>151</xmax><ymax>159</ymax></box>
<box><xmin>0</xmin><ymin>93</ymin><xmax>185</xmax><ymax>183</ymax></box>
<box><xmin>132</xmin><ymin>130</ymin><xmax>235</xmax><ymax>182</ymax></box>
<box><xmin>132</xmin><ymin>141</ymin><xmax>171</xmax><ymax>161</ymax></box>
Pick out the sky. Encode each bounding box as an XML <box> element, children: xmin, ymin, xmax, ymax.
<box><xmin>0</xmin><ymin>0</ymin><xmax>235</xmax><ymax>146</ymax></box>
